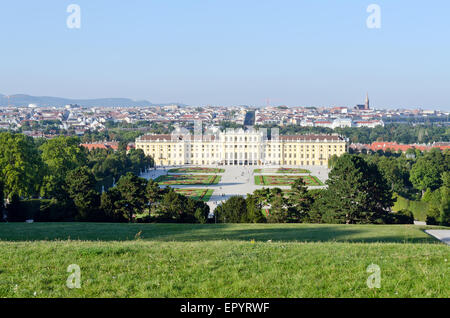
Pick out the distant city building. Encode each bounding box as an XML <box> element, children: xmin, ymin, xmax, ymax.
<box><xmin>349</xmin><ymin>141</ymin><xmax>450</xmax><ymax>153</ymax></box>
<box><xmin>332</xmin><ymin>118</ymin><xmax>353</xmax><ymax>129</ymax></box>
<box><xmin>354</xmin><ymin>93</ymin><xmax>370</xmax><ymax>110</ymax></box>
<box><xmin>354</xmin><ymin>120</ymin><xmax>384</xmax><ymax>128</ymax></box>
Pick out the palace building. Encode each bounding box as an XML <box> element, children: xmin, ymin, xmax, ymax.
<box><xmin>135</xmin><ymin>128</ymin><xmax>348</xmax><ymax>167</ymax></box>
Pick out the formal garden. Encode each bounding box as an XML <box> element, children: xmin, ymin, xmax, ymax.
<box><xmin>254</xmin><ymin>167</ymin><xmax>311</xmax><ymax>174</ymax></box>
<box><xmin>254</xmin><ymin>175</ymin><xmax>324</xmax><ymax>186</ymax></box>
<box><xmin>154</xmin><ymin>174</ymin><xmax>221</xmax><ymax>185</ymax></box>
<box><xmin>174</xmin><ymin>188</ymin><xmax>214</xmax><ymax>202</ymax></box>
<box><xmin>168</xmin><ymin>167</ymin><xmax>225</xmax><ymax>173</ymax></box>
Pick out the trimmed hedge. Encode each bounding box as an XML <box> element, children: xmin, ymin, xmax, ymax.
<box><xmin>392</xmin><ymin>194</ymin><xmax>428</xmax><ymax>221</ymax></box>
<box><xmin>6</xmin><ymin>199</ymin><xmax>75</xmax><ymax>222</ymax></box>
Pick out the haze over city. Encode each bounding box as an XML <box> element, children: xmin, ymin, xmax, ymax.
<box><xmin>1</xmin><ymin>1</ymin><xmax>449</xmax><ymax>110</ymax></box>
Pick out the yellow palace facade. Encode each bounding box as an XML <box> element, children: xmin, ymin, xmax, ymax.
<box><xmin>135</xmin><ymin>129</ymin><xmax>348</xmax><ymax>167</ymax></box>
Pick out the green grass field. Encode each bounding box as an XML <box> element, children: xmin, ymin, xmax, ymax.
<box><xmin>255</xmin><ymin>175</ymin><xmax>324</xmax><ymax>186</ymax></box>
<box><xmin>154</xmin><ymin>174</ymin><xmax>221</xmax><ymax>185</ymax></box>
<box><xmin>0</xmin><ymin>223</ymin><xmax>448</xmax><ymax>298</ymax></box>
<box><xmin>168</xmin><ymin>167</ymin><xmax>225</xmax><ymax>173</ymax></box>
<box><xmin>174</xmin><ymin>189</ymin><xmax>214</xmax><ymax>202</ymax></box>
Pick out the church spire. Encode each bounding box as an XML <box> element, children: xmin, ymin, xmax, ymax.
<box><xmin>365</xmin><ymin>93</ymin><xmax>370</xmax><ymax>110</ymax></box>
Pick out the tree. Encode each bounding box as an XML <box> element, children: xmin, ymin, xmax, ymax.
<box><xmin>100</xmin><ymin>188</ymin><xmax>128</xmax><ymax>222</ymax></box>
<box><xmin>266</xmin><ymin>195</ymin><xmax>288</xmax><ymax>223</ymax></box>
<box><xmin>328</xmin><ymin>154</ymin><xmax>339</xmax><ymax>169</ymax></box>
<box><xmin>245</xmin><ymin>194</ymin><xmax>266</xmax><ymax>223</ymax></box>
<box><xmin>114</xmin><ymin>173</ymin><xmax>148</xmax><ymax>222</ymax></box>
<box><xmin>439</xmin><ymin>186</ymin><xmax>450</xmax><ymax>226</ymax></box>
<box><xmin>322</xmin><ymin>154</ymin><xmax>394</xmax><ymax>224</ymax></box>
<box><xmin>426</xmin><ymin>206</ymin><xmax>441</xmax><ymax>225</ymax></box>
<box><xmin>156</xmin><ymin>188</ymin><xmax>188</xmax><ymax>221</ymax></box>
<box><xmin>410</xmin><ymin>149</ymin><xmax>447</xmax><ymax>195</ymax></box>
<box><xmin>194</xmin><ymin>207</ymin><xmax>207</xmax><ymax>224</ymax></box>
<box><xmin>307</xmin><ymin>189</ymin><xmax>327</xmax><ymax>223</ymax></box>
<box><xmin>40</xmin><ymin>136</ymin><xmax>87</xmax><ymax>198</ymax></box>
<box><xmin>0</xmin><ymin>132</ymin><xmax>43</xmax><ymax>199</ymax></box>
<box><xmin>214</xmin><ymin>196</ymin><xmax>248</xmax><ymax>223</ymax></box>
<box><xmin>0</xmin><ymin>181</ymin><xmax>4</xmax><ymax>221</ymax></box>
<box><xmin>442</xmin><ymin>171</ymin><xmax>450</xmax><ymax>188</ymax></box>
<box><xmin>386</xmin><ymin>209</ymin><xmax>414</xmax><ymax>224</ymax></box>
<box><xmin>375</xmin><ymin>157</ymin><xmax>406</xmax><ymax>192</ymax></box>
<box><xmin>156</xmin><ymin>188</ymin><xmax>210</xmax><ymax>223</ymax></box>
<box><xmin>65</xmin><ymin>167</ymin><xmax>101</xmax><ymax>221</ymax></box>
<box><xmin>288</xmin><ymin>178</ymin><xmax>313</xmax><ymax>222</ymax></box>
<box><xmin>146</xmin><ymin>178</ymin><xmax>164</xmax><ymax>210</ymax></box>
<box><xmin>183</xmin><ymin>197</ymin><xmax>210</xmax><ymax>223</ymax></box>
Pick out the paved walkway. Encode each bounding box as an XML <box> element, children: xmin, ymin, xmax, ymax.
<box><xmin>141</xmin><ymin>165</ymin><xmax>329</xmax><ymax>213</ymax></box>
<box><xmin>424</xmin><ymin>230</ymin><xmax>450</xmax><ymax>245</ymax></box>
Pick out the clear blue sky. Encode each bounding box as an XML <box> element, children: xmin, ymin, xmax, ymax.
<box><xmin>0</xmin><ymin>0</ymin><xmax>449</xmax><ymax>110</ymax></box>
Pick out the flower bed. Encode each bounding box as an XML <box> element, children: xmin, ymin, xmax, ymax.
<box><xmin>168</xmin><ymin>167</ymin><xmax>225</xmax><ymax>173</ymax></box>
<box><xmin>155</xmin><ymin>174</ymin><xmax>221</xmax><ymax>185</ymax></box>
<box><xmin>255</xmin><ymin>175</ymin><xmax>323</xmax><ymax>186</ymax></box>
<box><xmin>254</xmin><ymin>168</ymin><xmax>311</xmax><ymax>174</ymax></box>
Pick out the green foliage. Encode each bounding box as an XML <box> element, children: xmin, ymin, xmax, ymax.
<box><xmin>40</xmin><ymin>136</ymin><xmax>87</xmax><ymax>198</ymax></box>
<box><xmin>38</xmin><ymin>199</ymin><xmax>75</xmax><ymax>222</ymax></box>
<box><xmin>439</xmin><ymin>186</ymin><xmax>450</xmax><ymax>226</ymax></box>
<box><xmin>155</xmin><ymin>188</ymin><xmax>209</xmax><ymax>223</ymax></box>
<box><xmin>266</xmin><ymin>195</ymin><xmax>288</xmax><ymax>223</ymax></box>
<box><xmin>65</xmin><ymin>167</ymin><xmax>101</xmax><ymax>221</ymax></box>
<box><xmin>386</xmin><ymin>209</ymin><xmax>415</xmax><ymax>224</ymax></box>
<box><xmin>424</xmin><ymin>186</ymin><xmax>450</xmax><ymax>226</ymax></box>
<box><xmin>257</xmin><ymin>123</ymin><xmax>450</xmax><ymax>144</ymax></box>
<box><xmin>156</xmin><ymin>189</ymin><xmax>187</xmax><ymax>221</ymax></box>
<box><xmin>214</xmin><ymin>196</ymin><xmax>248</xmax><ymax>223</ymax></box>
<box><xmin>410</xmin><ymin>149</ymin><xmax>449</xmax><ymax>194</ymax></box>
<box><xmin>392</xmin><ymin>194</ymin><xmax>428</xmax><ymax>221</ymax></box>
<box><xmin>245</xmin><ymin>194</ymin><xmax>266</xmax><ymax>223</ymax></box>
<box><xmin>88</xmin><ymin>148</ymin><xmax>153</xmax><ymax>191</ymax></box>
<box><xmin>426</xmin><ymin>206</ymin><xmax>441</xmax><ymax>225</ymax></box>
<box><xmin>5</xmin><ymin>194</ymin><xmax>34</xmax><ymax>222</ymax></box>
<box><xmin>322</xmin><ymin>154</ymin><xmax>394</xmax><ymax>224</ymax></box>
<box><xmin>113</xmin><ymin>173</ymin><xmax>148</xmax><ymax>222</ymax></box>
<box><xmin>0</xmin><ymin>132</ymin><xmax>43</xmax><ymax>198</ymax></box>
<box><xmin>287</xmin><ymin>178</ymin><xmax>314</xmax><ymax>222</ymax></box>
<box><xmin>100</xmin><ymin>188</ymin><xmax>128</xmax><ymax>223</ymax></box>
<box><xmin>0</xmin><ymin>181</ymin><xmax>4</xmax><ymax>220</ymax></box>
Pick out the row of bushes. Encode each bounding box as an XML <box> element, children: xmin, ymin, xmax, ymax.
<box><xmin>5</xmin><ymin>198</ymin><xmax>74</xmax><ymax>222</ymax></box>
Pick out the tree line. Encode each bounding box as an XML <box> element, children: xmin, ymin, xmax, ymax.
<box><xmin>0</xmin><ymin>132</ymin><xmax>160</xmax><ymax>222</ymax></box>
<box><xmin>351</xmin><ymin>147</ymin><xmax>449</xmax><ymax>225</ymax></box>
<box><xmin>1</xmin><ymin>131</ymin><xmax>448</xmax><ymax>225</ymax></box>
<box><xmin>214</xmin><ymin>151</ymin><xmax>449</xmax><ymax>226</ymax></box>
<box><xmin>256</xmin><ymin>123</ymin><xmax>449</xmax><ymax>145</ymax></box>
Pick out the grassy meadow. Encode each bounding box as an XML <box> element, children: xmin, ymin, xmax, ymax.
<box><xmin>0</xmin><ymin>223</ymin><xmax>448</xmax><ymax>298</ymax></box>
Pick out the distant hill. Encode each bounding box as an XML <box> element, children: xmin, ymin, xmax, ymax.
<box><xmin>0</xmin><ymin>94</ymin><xmax>185</xmax><ymax>107</ymax></box>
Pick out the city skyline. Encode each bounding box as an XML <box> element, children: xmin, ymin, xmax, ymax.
<box><xmin>0</xmin><ymin>92</ymin><xmax>448</xmax><ymax>111</ymax></box>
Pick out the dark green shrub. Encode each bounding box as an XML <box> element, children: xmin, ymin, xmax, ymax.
<box><xmin>426</xmin><ymin>206</ymin><xmax>441</xmax><ymax>225</ymax></box>
<box><xmin>387</xmin><ymin>209</ymin><xmax>415</xmax><ymax>224</ymax></box>
<box><xmin>6</xmin><ymin>197</ymin><xmax>41</xmax><ymax>222</ymax></box>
